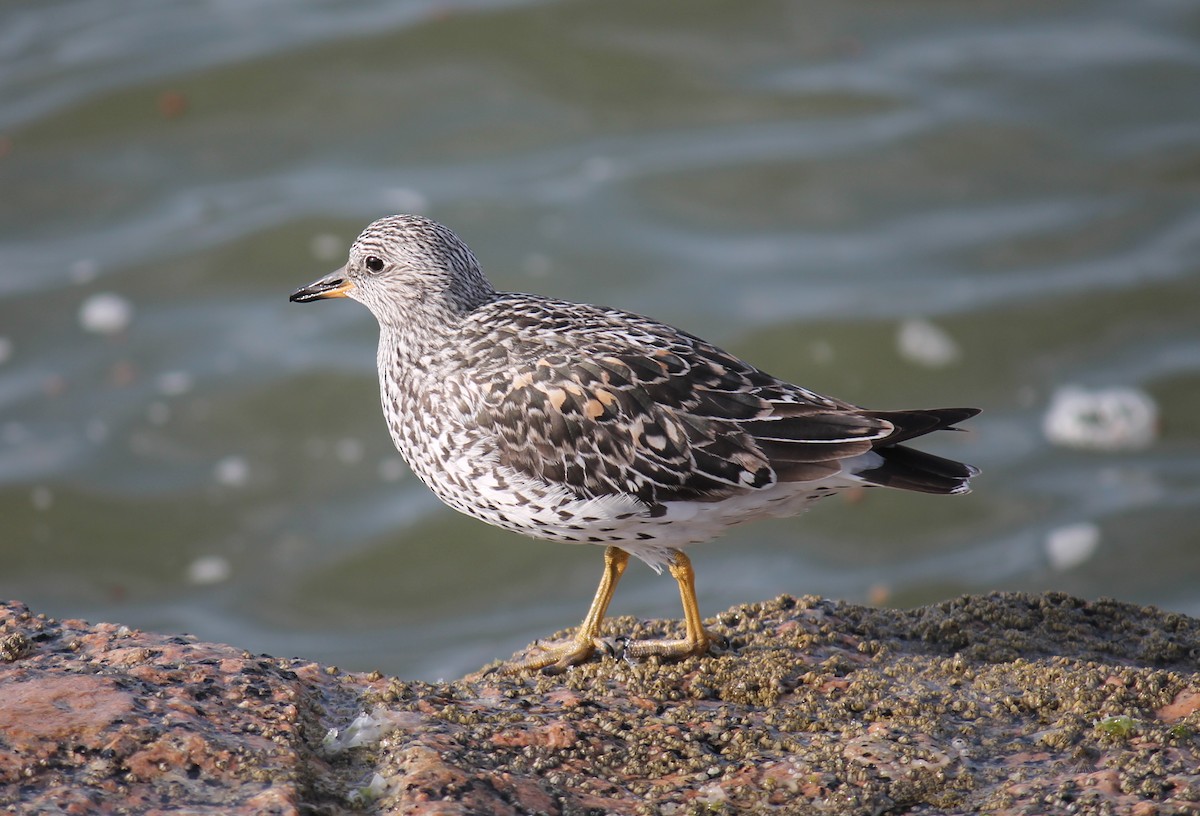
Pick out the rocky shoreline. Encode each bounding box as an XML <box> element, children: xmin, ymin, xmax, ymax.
<box><xmin>2</xmin><ymin>593</ymin><xmax>1199</xmax><ymax>814</ymax></box>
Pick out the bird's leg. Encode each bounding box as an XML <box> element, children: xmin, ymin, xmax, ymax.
<box><xmin>509</xmin><ymin>546</ymin><xmax>629</xmax><ymax>674</ymax></box>
<box><xmin>624</xmin><ymin>549</ymin><xmax>717</xmax><ymax>662</ymax></box>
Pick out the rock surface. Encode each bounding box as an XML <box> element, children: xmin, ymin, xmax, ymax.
<box><xmin>2</xmin><ymin>593</ymin><xmax>1199</xmax><ymax>815</ymax></box>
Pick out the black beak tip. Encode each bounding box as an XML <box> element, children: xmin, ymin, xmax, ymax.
<box><xmin>289</xmin><ymin>278</ymin><xmax>349</xmax><ymax>303</ymax></box>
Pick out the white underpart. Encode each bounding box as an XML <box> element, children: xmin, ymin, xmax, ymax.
<box><xmin>423</xmin><ymin>436</ymin><xmax>871</xmax><ymax>572</ymax></box>
<box><xmin>842</xmin><ymin>450</ymin><xmax>885</xmax><ymax>478</ymax></box>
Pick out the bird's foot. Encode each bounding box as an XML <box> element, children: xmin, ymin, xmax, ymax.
<box><xmin>622</xmin><ymin>626</ymin><xmax>724</xmax><ymax>663</ymax></box>
<box><xmin>503</xmin><ymin>635</ymin><xmax>620</xmax><ymax>675</ymax></box>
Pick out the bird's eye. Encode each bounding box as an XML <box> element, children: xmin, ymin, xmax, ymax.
<box><xmin>365</xmin><ymin>256</ymin><xmax>384</xmax><ymax>273</ymax></box>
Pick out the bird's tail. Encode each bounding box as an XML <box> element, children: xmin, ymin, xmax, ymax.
<box><xmin>852</xmin><ymin>407</ymin><xmax>980</xmax><ymax>495</ymax></box>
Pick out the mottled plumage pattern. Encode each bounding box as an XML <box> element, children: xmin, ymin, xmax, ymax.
<box><xmin>291</xmin><ymin>214</ymin><xmax>980</xmax><ymax>671</ymax></box>
<box><xmin>475</xmin><ymin>300</ymin><xmax>885</xmax><ymax>504</ymax></box>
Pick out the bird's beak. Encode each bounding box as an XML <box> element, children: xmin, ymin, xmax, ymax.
<box><xmin>289</xmin><ymin>267</ymin><xmax>354</xmax><ymax>303</ymax></box>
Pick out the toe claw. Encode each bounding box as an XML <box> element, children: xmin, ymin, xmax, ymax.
<box><xmin>539</xmin><ymin>660</ymin><xmax>569</xmax><ymax>677</ymax></box>
<box><xmin>595</xmin><ymin>636</ymin><xmax>621</xmax><ymax>658</ymax></box>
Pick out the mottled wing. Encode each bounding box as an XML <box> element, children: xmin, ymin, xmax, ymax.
<box><xmin>477</xmin><ymin>328</ymin><xmax>893</xmax><ymax>506</ymax></box>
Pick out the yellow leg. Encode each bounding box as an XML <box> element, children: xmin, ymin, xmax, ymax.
<box><xmin>624</xmin><ymin>549</ymin><xmax>715</xmax><ymax>661</ymax></box>
<box><xmin>509</xmin><ymin>546</ymin><xmax>629</xmax><ymax>674</ymax></box>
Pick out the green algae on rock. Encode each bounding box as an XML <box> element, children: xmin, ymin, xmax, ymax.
<box><xmin>3</xmin><ymin>593</ymin><xmax>1200</xmax><ymax>815</ymax></box>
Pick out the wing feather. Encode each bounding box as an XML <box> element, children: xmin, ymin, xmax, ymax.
<box><xmin>477</xmin><ymin>321</ymin><xmax>892</xmax><ymax>504</ymax></box>
<box><xmin>468</xmin><ymin>297</ymin><xmax>978</xmax><ymax>505</ymax></box>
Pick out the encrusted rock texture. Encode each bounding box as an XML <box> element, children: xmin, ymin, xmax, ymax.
<box><xmin>2</xmin><ymin>593</ymin><xmax>1199</xmax><ymax>815</ymax></box>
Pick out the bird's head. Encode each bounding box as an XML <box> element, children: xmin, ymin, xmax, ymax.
<box><xmin>290</xmin><ymin>214</ymin><xmax>496</xmax><ymax>327</ymax></box>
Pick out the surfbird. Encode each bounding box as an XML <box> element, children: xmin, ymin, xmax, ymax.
<box><xmin>290</xmin><ymin>214</ymin><xmax>980</xmax><ymax>673</ymax></box>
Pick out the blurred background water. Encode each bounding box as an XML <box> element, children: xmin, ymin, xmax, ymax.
<box><xmin>2</xmin><ymin>0</ymin><xmax>1198</xmax><ymax>681</ymax></box>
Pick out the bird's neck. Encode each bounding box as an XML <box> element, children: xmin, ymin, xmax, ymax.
<box><xmin>372</xmin><ymin>294</ymin><xmax>486</xmax><ymax>419</ymax></box>
<box><xmin>375</xmin><ymin>314</ymin><xmax>450</xmax><ymax>381</ymax></box>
